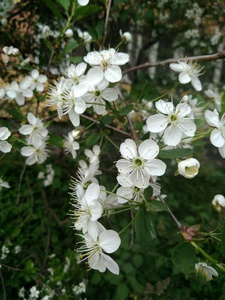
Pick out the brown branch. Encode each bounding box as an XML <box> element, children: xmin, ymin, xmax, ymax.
<box><xmin>123</xmin><ymin>50</ymin><xmax>225</xmax><ymax>74</ymax></box>
<box><xmin>0</xmin><ymin>271</ymin><xmax>6</xmax><ymax>300</ymax></box>
<box><xmin>102</xmin><ymin>0</ymin><xmax>113</xmax><ymax>47</ymax></box>
<box><xmin>158</xmin><ymin>195</ymin><xmax>182</xmax><ymax>229</ymax></box>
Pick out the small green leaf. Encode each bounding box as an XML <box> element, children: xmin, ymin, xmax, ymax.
<box><xmin>221</xmin><ymin>217</ymin><xmax>225</xmax><ymax>255</ymax></box>
<box><xmin>221</xmin><ymin>92</ymin><xmax>225</xmax><ymax>115</ymax></box>
<box><xmin>119</xmin><ymin>105</ymin><xmax>134</xmax><ymax>116</ymax></box>
<box><xmin>74</xmin><ymin>5</ymin><xmax>101</xmax><ymax>21</ymax></box>
<box><xmin>55</xmin><ymin>0</ymin><xmax>70</xmax><ymax>11</ymax></box>
<box><xmin>49</xmin><ymin>134</ymin><xmax>63</xmax><ymax>147</ymax></box>
<box><xmin>134</xmin><ymin>207</ymin><xmax>157</xmax><ymax>250</ymax></box>
<box><xmin>63</xmin><ymin>41</ymin><xmax>79</xmax><ymax>54</ymax></box>
<box><xmin>41</xmin><ymin>0</ymin><xmax>63</xmax><ymax>20</ymax></box>
<box><xmin>102</xmin><ymin>115</ymin><xmax>114</xmax><ymax>125</ymax></box>
<box><xmin>7</xmin><ymin>109</ymin><xmax>24</xmax><ymax>121</ymax></box>
<box><xmin>172</xmin><ymin>242</ymin><xmax>197</xmax><ymax>274</ymax></box>
<box><xmin>146</xmin><ymin>200</ymin><xmax>168</xmax><ymax>212</ymax></box>
<box><xmin>159</xmin><ymin>148</ymin><xmax>192</xmax><ymax>159</ymax></box>
<box><xmin>38</xmin><ymin>95</ymin><xmax>45</xmax><ymax>102</ymax></box>
<box><xmin>11</xmin><ymin>228</ymin><xmax>21</xmax><ymax>238</ymax></box>
<box><xmin>86</xmin><ymin>133</ymin><xmax>100</xmax><ymax>147</ymax></box>
<box><xmin>68</xmin><ymin>56</ymin><xmax>82</xmax><ymax>63</ymax></box>
<box><xmin>114</xmin><ymin>283</ymin><xmax>129</xmax><ymax>300</ymax></box>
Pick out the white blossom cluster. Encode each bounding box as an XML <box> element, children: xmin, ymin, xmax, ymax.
<box><xmin>185</xmin><ymin>3</ymin><xmax>203</xmax><ymax>25</ymax></box>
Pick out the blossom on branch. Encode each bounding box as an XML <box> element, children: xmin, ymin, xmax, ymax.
<box><xmin>178</xmin><ymin>158</ymin><xmax>200</xmax><ymax>179</ymax></box>
<box><xmin>195</xmin><ymin>262</ymin><xmax>218</xmax><ymax>281</ymax></box>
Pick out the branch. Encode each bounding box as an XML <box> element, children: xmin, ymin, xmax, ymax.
<box><xmin>102</xmin><ymin>0</ymin><xmax>113</xmax><ymax>47</ymax></box>
<box><xmin>123</xmin><ymin>50</ymin><xmax>225</xmax><ymax>74</ymax></box>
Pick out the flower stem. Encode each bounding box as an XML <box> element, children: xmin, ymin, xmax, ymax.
<box><xmin>191</xmin><ymin>241</ymin><xmax>225</xmax><ymax>273</ymax></box>
<box><xmin>119</xmin><ymin>209</ymin><xmax>141</xmax><ymax>235</ymax></box>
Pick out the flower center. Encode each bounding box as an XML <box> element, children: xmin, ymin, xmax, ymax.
<box><xmin>185</xmin><ymin>165</ymin><xmax>198</xmax><ymax>175</ymax></box>
<box><xmin>133</xmin><ymin>157</ymin><xmax>144</xmax><ymax>169</ymax></box>
<box><xmin>170</xmin><ymin>114</ymin><xmax>178</xmax><ymax>122</ymax></box>
<box><xmin>94</xmin><ymin>90</ymin><xmax>101</xmax><ymax>97</ymax></box>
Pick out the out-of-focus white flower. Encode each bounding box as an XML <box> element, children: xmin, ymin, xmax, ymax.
<box><xmin>195</xmin><ymin>262</ymin><xmax>218</xmax><ymax>281</ymax></box>
<box><xmin>0</xmin><ymin>88</ymin><xmax>5</xmax><ymax>98</ymax></box>
<box><xmin>116</xmin><ymin>139</ymin><xmax>166</xmax><ymax>188</ymax></box>
<box><xmin>178</xmin><ymin>158</ymin><xmax>200</xmax><ymax>179</ymax></box>
<box><xmin>63</xmin><ymin>256</ymin><xmax>70</xmax><ymax>273</ymax></box>
<box><xmin>84</xmin><ymin>48</ymin><xmax>129</xmax><ymax>84</ymax></box>
<box><xmin>23</xmin><ymin>69</ymin><xmax>47</xmax><ymax>92</ymax></box>
<box><xmin>119</xmin><ymin>30</ymin><xmax>132</xmax><ymax>43</ymax></box>
<box><xmin>212</xmin><ymin>194</ymin><xmax>225</xmax><ymax>212</ymax></box>
<box><xmin>18</xmin><ymin>287</ymin><xmax>25</xmax><ymax>298</ymax></box>
<box><xmin>6</xmin><ymin>81</ymin><xmax>33</xmax><ymax>106</ymax></box>
<box><xmin>21</xmin><ymin>139</ymin><xmax>48</xmax><ymax>165</ymax></box>
<box><xmin>170</xmin><ymin>61</ymin><xmax>203</xmax><ymax>91</ymax></box>
<box><xmin>79</xmin><ymin>226</ymin><xmax>121</xmax><ymax>274</ymax></box>
<box><xmin>1</xmin><ymin>245</ymin><xmax>10</xmax><ymax>260</ymax></box>
<box><xmin>3</xmin><ymin>46</ymin><xmax>19</xmax><ymax>63</ymax></box>
<box><xmin>14</xmin><ymin>245</ymin><xmax>21</xmax><ymax>254</ymax></box>
<box><xmin>29</xmin><ymin>286</ymin><xmax>40</xmax><ymax>299</ymax></box>
<box><xmin>0</xmin><ymin>127</ymin><xmax>12</xmax><ymax>153</ymax></box>
<box><xmin>205</xmin><ymin>109</ymin><xmax>225</xmax><ymax>158</ymax></box>
<box><xmin>73</xmin><ymin>281</ymin><xmax>86</xmax><ymax>295</ymax></box>
<box><xmin>78</xmin><ymin>0</ymin><xmax>89</xmax><ymax>6</ymax></box>
<box><xmin>205</xmin><ymin>89</ymin><xmax>222</xmax><ymax>112</ymax></box>
<box><xmin>77</xmin><ymin>29</ymin><xmax>92</xmax><ymax>50</ymax></box>
<box><xmin>44</xmin><ymin>164</ymin><xmax>55</xmax><ymax>186</ymax></box>
<box><xmin>146</xmin><ymin>100</ymin><xmax>196</xmax><ymax>146</ymax></box>
<box><xmin>0</xmin><ymin>178</ymin><xmax>10</xmax><ymax>190</ymax></box>
<box><xmin>63</xmin><ymin>131</ymin><xmax>80</xmax><ymax>159</ymax></box>
<box><xmin>65</xmin><ymin>28</ymin><xmax>73</xmax><ymax>38</ymax></box>
<box><xmin>19</xmin><ymin>112</ymin><xmax>48</xmax><ymax>145</ymax></box>
<box><xmin>85</xmin><ymin>145</ymin><xmax>100</xmax><ymax>164</ymax></box>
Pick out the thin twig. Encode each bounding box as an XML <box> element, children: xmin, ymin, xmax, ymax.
<box><xmin>1</xmin><ymin>264</ymin><xmax>22</xmax><ymax>272</ymax></box>
<box><xmin>102</xmin><ymin>0</ymin><xmax>113</xmax><ymax>47</ymax></box>
<box><xmin>123</xmin><ymin>50</ymin><xmax>225</xmax><ymax>74</ymax></box>
<box><xmin>158</xmin><ymin>195</ymin><xmax>182</xmax><ymax>229</ymax></box>
<box><xmin>0</xmin><ymin>270</ymin><xmax>6</xmax><ymax>300</ymax></box>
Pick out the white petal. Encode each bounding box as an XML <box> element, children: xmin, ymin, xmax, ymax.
<box><xmin>36</xmin><ymin>82</ymin><xmax>44</xmax><ymax>92</ymax></box>
<box><xmin>22</xmin><ymin>89</ymin><xmax>33</xmax><ymax>98</ymax></box>
<box><xmin>102</xmin><ymin>253</ymin><xmax>120</xmax><ymax>275</ymax></box>
<box><xmin>138</xmin><ymin>139</ymin><xmax>159</xmax><ymax>160</ymax></box>
<box><xmin>99</xmin><ymin>230</ymin><xmax>121</xmax><ymax>253</ymax></box>
<box><xmin>16</xmin><ymin>94</ymin><xmax>25</xmax><ymax>106</ymax></box>
<box><xmin>38</xmin><ymin>74</ymin><xmax>47</xmax><ymax>83</ymax></box>
<box><xmin>210</xmin><ymin>129</ymin><xmax>225</xmax><ymax>147</ymax></box>
<box><xmin>130</xmin><ymin>169</ymin><xmax>149</xmax><ymax>188</ymax></box>
<box><xmin>146</xmin><ymin>114</ymin><xmax>168</xmax><ymax>133</ymax></box>
<box><xmin>120</xmin><ymin>139</ymin><xmax>138</xmax><ymax>159</ymax></box>
<box><xmin>144</xmin><ymin>159</ymin><xmax>167</xmax><ymax>176</ymax></box>
<box><xmin>205</xmin><ymin>109</ymin><xmax>220</xmax><ymax>127</ymax></box>
<box><xmin>85</xmin><ymin>183</ymin><xmax>100</xmax><ymax>204</ymax></box>
<box><xmin>102</xmin><ymin>88</ymin><xmax>118</xmax><ymax>101</ymax></box>
<box><xmin>104</xmin><ymin>65</ymin><xmax>122</xmax><ymax>83</ymax></box>
<box><xmin>111</xmin><ymin>52</ymin><xmax>129</xmax><ymax>65</ymax></box>
<box><xmin>0</xmin><ymin>141</ymin><xmax>12</xmax><ymax>153</ymax></box>
<box><xmin>76</xmin><ymin>62</ymin><xmax>87</xmax><ymax>76</ymax></box>
<box><xmin>31</xmin><ymin>69</ymin><xmax>39</xmax><ymax>79</ymax></box>
<box><xmin>179</xmin><ymin>120</ymin><xmax>196</xmax><ymax>137</ymax></box>
<box><xmin>116</xmin><ymin>186</ymin><xmax>133</xmax><ymax>203</ymax></box>
<box><xmin>170</xmin><ymin>63</ymin><xmax>184</xmax><ymax>72</ymax></box>
<box><xmin>219</xmin><ymin>144</ymin><xmax>225</xmax><ymax>158</ymax></box>
<box><xmin>178</xmin><ymin>72</ymin><xmax>191</xmax><ymax>84</ymax></box>
<box><xmin>191</xmin><ymin>77</ymin><xmax>202</xmax><ymax>91</ymax></box>
<box><xmin>19</xmin><ymin>125</ymin><xmax>33</xmax><ymax>135</ymax></box>
<box><xmin>86</xmin><ymin>67</ymin><xmax>103</xmax><ymax>85</ymax></box>
<box><xmin>74</xmin><ymin>98</ymin><xmax>86</xmax><ymax>114</ymax></box>
<box><xmin>73</xmin><ymin>82</ymin><xmax>88</xmax><ymax>97</ymax></box>
<box><xmin>21</xmin><ymin>146</ymin><xmax>35</xmax><ymax>157</ymax></box>
<box><xmin>156</xmin><ymin>100</ymin><xmax>174</xmax><ymax>114</ymax></box>
<box><xmin>90</xmin><ymin>202</ymin><xmax>103</xmax><ymax>221</ymax></box>
<box><xmin>116</xmin><ymin>159</ymin><xmax>133</xmax><ymax>174</ymax></box>
<box><xmin>116</xmin><ymin>174</ymin><xmax>133</xmax><ymax>187</ymax></box>
<box><xmin>26</xmin><ymin>155</ymin><xmax>37</xmax><ymax>165</ymax></box>
<box><xmin>0</xmin><ymin>127</ymin><xmax>11</xmax><ymax>140</ymax></box>
<box><xmin>164</xmin><ymin>125</ymin><xmax>182</xmax><ymax>146</ymax></box>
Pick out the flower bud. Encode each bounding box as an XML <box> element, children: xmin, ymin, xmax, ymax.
<box><xmin>65</xmin><ymin>28</ymin><xmax>73</xmax><ymax>38</ymax></box>
<box><xmin>178</xmin><ymin>158</ymin><xmax>200</xmax><ymax>179</ymax></box>
<box><xmin>212</xmin><ymin>194</ymin><xmax>225</xmax><ymax>212</ymax></box>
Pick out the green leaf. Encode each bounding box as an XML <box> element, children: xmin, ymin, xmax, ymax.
<box><xmin>55</xmin><ymin>0</ymin><xmax>70</xmax><ymax>11</ymax></box>
<box><xmin>11</xmin><ymin>228</ymin><xmax>21</xmax><ymax>238</ymax></box>
<box><xmin>68</xmin><ymin>56</ymin><xmax>82</xmax><ymax>63</ymax></box>
<box><xmin>63</xmin><ymin>41</ymin><xmax>79</xmax><ymax>54</ymax></box>
<box><xmin>221</xmin><ymin>92</ymin><xmax>225</xmax><ymax>115</ymax></box>
<box><xmin>86</xmin><ymin>133</ymin><xmax>100</xmax><ymax>147</ymax></box>
<box><xmin>146</xmin><ymin>200</ymin><xmax>168</xmax><ymax>212</ymax></box>
<box><xmin>102</xmin><ymin>115</ymin><xmax>114</xmax><ymax>125</ymax></box>
<box><xmin>114</xmin><ymin>283</ymin><xmax>129</xmax><ymax>300</ymax></box>
<box><xmin>38</xmin><ymin>95</ymin><xmax>45</xmax><ymax>102</ymax></box>
<box><xmin>221</xmin><ymin>218</ymin><xmax>225</xmax><ymax>255</ymax></box>
<box><xmin>134</xmin><ymin>207</ymin><xmax>157</xmax><ymax>250</ymax></box>
<box><xmin>172</xmin><ymin>242</ymin><xmax>197</xmax><ymax>274</ymax></box>
<box><xmin>159</xmin><ymin>148</ymin><xmax>192</xmax><ymax>159</ymax></box>
<box><xmin>43</xmin><ymin>39</ymin><xmax>54</xmax><ymax>51</ymax></box>
<box><xmin>49</xmin><ymin>134</ymin><xmax>63</xmax><ymax>147</ymax></box>
<box><xmin>7</xmin><ymin>109</ymin><xmax>24</xmax><ymax>121</ymax></box>
<box><xmin>119</xmin><ymin>105</ymin><xmax>134</xmax><ymax>116</ymax></box>
<box><xmin>74</xmin><ymin>5</ymin><xmax>101</xmax><ymax>21</ymax></box>
<box><xmin>41</xmin><ymin>0</ymin><xmax>63</xmax><ymax>20</ymax></box>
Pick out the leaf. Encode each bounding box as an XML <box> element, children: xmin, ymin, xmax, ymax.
<box><xmin>134</xmin><ymin>207</ymin><xmax>157</xmax><ymax>250</ymax></box>
<box><xmin>102</xmin><ymin>115</ymin><xmax>114</xmax><ymax>125</ymax></box>
<box><xmin>63</xmin><ymin>41</ymin><xmax>79</xmax><ymax>54</ymax></box>
<box><xmin>172</xmin><ymin>242</ymin><xmax>197</xmax><ymax>274</ymax></box>
<box><xmin>41</xmin><ymin>0</ymin><xmax>63</xmax><ymax>20</ymax></box>
<box><xmin>74</xmin><ymin>5</ymin><xmax>101</xmax><ymax>21</ymax></box>
<box><xmin>114</xmin><ymin>283</ymin><xmax>129</xmax><ymax>300</ymax></box>
<box><xmin>146</xmin><ymin>200</ymin><xmax>168</xmax><ymax>212</ymax></box>
<box><xmin>221</xmin><ymin>217</ymin><xmax>225</xmax><ymax>255</ymax></box>
<box><xmin>55</xmin><ymin>0</ymin><xmax>70</xmax><ymax>11</ymax></box>
<box><xmin>221</xmin><ymin>92</ymin><xmax>225</xmax><ymax>115</ymax></box>
<box><xmin>7</xmin><ymin>108</ymin><xmax>24</xmax><ymax>121</ymax></box>
<box><xmin>49</xmin><ymin>134</ymin><xmax>63</xmax><ymax>147</ymax></box>
<box><xmin>119</xmin><ymin>105</ymin><xmax>134</xmax><ymax>116</ymax></box>
<box><xmin>69</xmin><ymin>56</ymin><xmax>82</xmax><ymax>63</ymax></box>
<box><xmin>86</xmin><ymin>133</ymin><xmax>100</xmax><ymax>147</ymax></box>
<box><xmin>11</xmin><ymin>228</ymin><xmax>21</xmax><ymax>238</ymax></box>
<box><xmin>159</xmin><ymin>148</ymin><xmax>192</xmax><ymax>159</ymax></box>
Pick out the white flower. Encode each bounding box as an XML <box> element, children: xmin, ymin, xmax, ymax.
<box><xmin>205</xmin><ymin>109</ymin><xmax>225</xmax><ymax>158</ymax></box>
<box><xmin>18</xmin><ymin>287</ymin><xmax>25</xmax><ymax>298</ymax></box>
<box><xmin>84</xmin><ymin>145</ymin><xmax>100</xmax><ymax>164</ymax></box>
<box><xmin>212</xmin><ymin>194</ymin><xmax>225</xmax><ymax>212</ymax></box>
<box><xmin>64</xmin><ymin>63</ymin><xmax>87</xmax><ymax>86</ymax></box>
<box><xmin>170</xmin><ymin>61</ymin><xmax>203</xmax><ymax>91</ymax></box>
<box><xmin>23</xmin><ymin>69</ymin><xmax>47</xmax><ymax>92</ymax></box>
<box><xmin>21</xmin><ymin>139</ymin><xmax>48</xmax><ymax>165</ymax></box>
<box><xmin>146</xmin><ymin>100</ymin><xmax>196</xmax><ymax>146</ymax></box>
<box><xmin>65</xmin><ymin>28</ymin><xmax>73</xmax><ymax>38</ymax></box>
<box><xmin>0</xmin><ymin>88</ymin><xmax>6</xmax><ymax>98</ymax></box>
<box><xmin>72</xmin><ymin>183</ymin><xmax>103</xmax><ymax>239</ymax></box>
<box><xmin>83</xmin><ymin>78</ymin><xmax>118</xmax><ymax>114</ymax></box>
<box><xmin>3</xmin><ymin>46</ymin><xmax>19</xmax><ymax>55</ymax></box>
<box><xmin>77</xmin><ymin>29</ymin><xmax>92</xmax><ymax>46</ymax></box>
<box><xmin>14</xmin><ymin>245</ymin><xmax>21</xmax><ymax>254</ymax></box>
<box><xmin>195</xmin><ymin>262</ymin><xmax>218</xmax><ymax>281</ymax></box>
<box><xmin>178</xmin><ymin>158</ymin><xmax>200</xmax><ymax>179</ymax></box>
<box><xmin>119</xmin><ymin>30</ymin><xmax>132</xmax><ymax>43</ymax></box>
<box><xmin>78</xmin><ymin>0</ymin><xmax>89</xmax><ymax>6</ymax></box>
<box><xmin>29</xmin><ymin>286</ymin><xmax>40</xmax><ymax>299</ymax></box>
<box><xmin>116</xmin><ymin>139</ymin><xmax>166</xmax><ymax>188</ymax></box>
<box><xmin>19</xmin><ymin>112</ymin><xmax>48</xmax><ymax>144</ymax></box>
<box><xmin>205</xmin><ymin>89</ymin><xmax>222</xmax><ymax>112</ymax></box>
<box><xmin>79</xmin><ymin>226</ymin><xmax>121</xmax><ymax>274</ymax></box>
<box><xmin>6</xmin><ymin>81</ymin><xmax>33</xmax><ymax>105</ymax></box>
<box><xmin>0</xmin><ymin>127</ymin><xmax>12</xmax><ymax>153</ymax></box>
<box><xmin>0</xmin><ymin>178</ymin><xmax>10</xmax><ymax>190</ymax></box>
<box><xmin>84</xmin><ymin>48</ymin><xmax>129</xmax><ymax>84</ymax></box>
<box><xmin>63</xmin><ymin>131</ymin><xmax>80</xmax><ymax>159</ymax></box>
